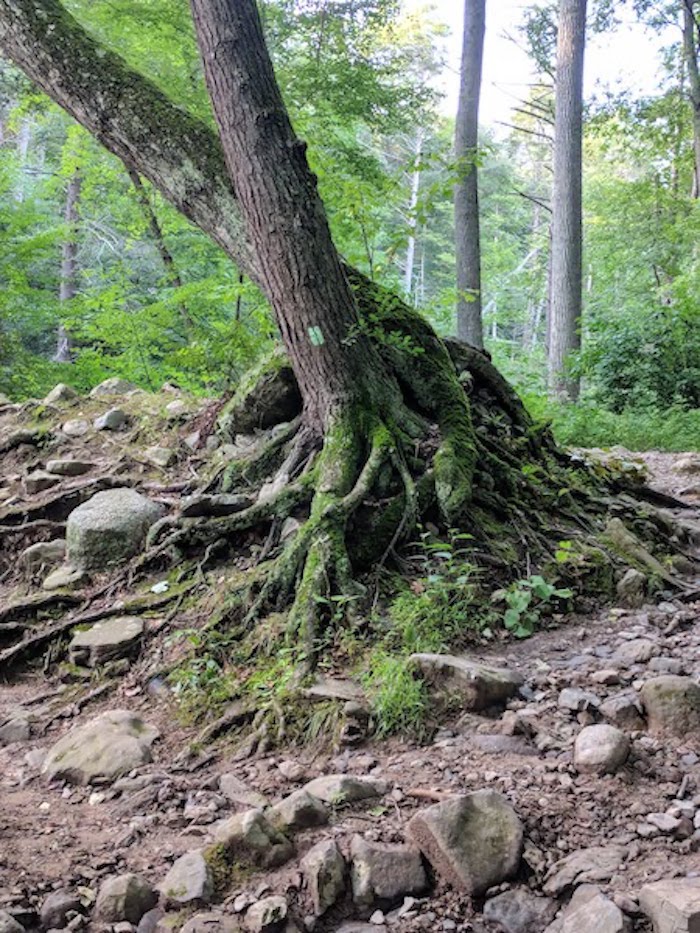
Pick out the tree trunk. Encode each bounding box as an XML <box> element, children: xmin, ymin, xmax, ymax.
<box><xmin>403</xmin><ymin>129</ymin><xmax>423</xmax><ymax>300</ymax></box>
<box><xmin>547</xmin><ymin>0</ymin><xmax>586</xmax><ymax>401</ymax></box>
<box><xmin>683</xmin><ymin>0</ymin><xmax>700</xmax><ymax>198</ymax></box>
<box><xmin>454</xmin><ymin>0</ymin><xmax>485</xmax><ymax>349</ymax></box>
<box><xmin>54</xmin><ymin>168</ymin><xmax>81</xmax><ymax>362</ymax></box>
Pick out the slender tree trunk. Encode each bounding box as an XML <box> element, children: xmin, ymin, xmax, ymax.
<box><xmin>683</xmin><ymin>0</ymin><xmax>700</xmax><ymax>198</ymax></box>
<box><xmin>14</xmin><ymin>116</ymin><xmax>30</xmax><ymax>202</ymax></box>
<box><xmin>547</xmin><ymin>0</ymin><xmax>586</xmax><ymax>401</ymax></box>
<box><xmin>54</xmin><ymin>169</ymin><xmax>81</xmax><ymax>363</ymax></box>
<box><xmin>454</xmin><ymin>0</ymin><xmax>486</xmax><ymax>349</ymax></box>
<box><xmin>404</xmin><ymin>129</ymin><xmax>423</xmax><ymax>299</ymax></box>
<box><xmin>189</xmin><ymin>0</ymin><xmax>390</xmax><ymax>433</ymax></box>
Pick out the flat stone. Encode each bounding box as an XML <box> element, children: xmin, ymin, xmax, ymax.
<box><xmin>600</xmin><ymin>692</ymin><xmax>645</xmax><ymax>731</ymax></box>
<box><xmin>24</xmin><ymin>470</ymin><xmax>60</xmax><ymax>494</ymax></box>
<box><xmin>18</xmin><ymin>539</ymin><xmax>66</xmax><ymax>573</ymax></box>
<box><xmin>558</xmin><ymin>885</ymin><xmax>630</xmax><ymax>933</ymax></box>
<box><xmin>243</xmin><ymin>896</ymin><xmax>287</xmax><ymax>932</ymax></box>
<box><xmin>40</xmin><ymin>890</ymin><xmax>82</xmax><ymax>929</ymax></box>
<box><xmin>409</xmin><ymin>654</ymin><xmax>523</xmax><ymax>710</ymax></box>
<box><xmin>43</xmin><ymin>566</ymin><xmax>88</xmax><ymax>591</ymax></box>
<box><xmin>180</xmin><ymin>914</ymin><xmax>242</xmax><ymax>933</ymax></box>
<box><xmin>574</xmin><ymin>724</ymin><xmax>630</xmax><ymax>774</ymax></box>
<box><xmin>350</xmin><ymin>836</ymin><xmax>427</xmax><ymax>909</ymax></box>
<box><xmin>0</xmin><ymin>715</ymin><xmax>31</xmax><ymax>745</ymax></box>
<box><xmin>616</xmin><ymin>569</ymin><xmax>647</xmax><ymax>608</ymax></box>
<box><xmin>483</xmin><ymin>888</ymin><xmax>558</xmax><ymax>933</ymax></box>
<box><xmin>159</xmin><ymin>851</ymin><xmax>213</xmax><ymax>907</ymax></box>
<box><xmin>213</xmin><ymin>809</ymin><xmax>294</xmax><ymax>869</ymax></box>
<box><xmin>613</xmin><ymin>638</ymin><xmax>657</xmax><ymax>666</ymax></box>
<box><xmin>69</xmin><ymin>616</ymin><xmax>144</xmax><ymax>667</ymax></box>
<box><xmin>46</xmin><ymin>459</ymin><xmax>95</xmax><ymax>476</ymax></box>
<box><xmin>267</xmin><ymin>789</ymin><xmax>329</xmax><ymax>833</ymax></box>
<box><xmin>66</xmin><ymin>488</ymin><xmax>165</xmax><ymax>570</ymax></box>
<box><xmin>642</xmin><ymin>676</ymin><xmax>700</xmax><ymax>738</ymax></box>
<box><xmin>558</xmin><ymin>687</ymin><xmax>600</xmax><ymax>712</ymax></box>
<box><xmin>42</xmin><ymin>709</ymin><xmax>158</xmax><ymax>785</ymax></box>
<box><xmin>406</xmin><ymin>790</ymin><xmax>523</xmax><ymax>896</ymax></box>
<box><xmin>304</xmin><ymin>675</ymin><xmax>366</xmax><ymax>703</ymax></box>
<box><xmin>302</xmin><ymin>774</ymin><xmax>387</xmax><ymax>805</ymax></box>
<box><xmin>94</xmin><ymin>874</ymin><xmax>158</xmax><ymax>924</ymax></box>
<box><xmin>218</xmin><ymin>773</ymin><xmax>269</xmax><ymax>809</ymax></box>
<box><xmin>639</xmin><ymin>877</ymin><xmax>700</xmax><ymax>933</ymax></box>
<box><xmin>44</xmin><ymin>383</ymin><xmax>79</xmax><ymax>404</ymax></box>
<box><xmin>62</xmin><ymin>419</ymin><xmax>90</xmax><ymax>437</ymax></box>
<box><xmin>543</xmin><ymin>846</ymin><xmax>626</xmax><ymax>896</ymax></box>
<box><xmin>94</xmin><ymin>408</ymin><xmax>127</xmax><ymax>431</ymax></box>
<box><xmin>90</xmin><ymin>377</ymin><xmax>138</xmax><ymax>397</ymax></box>
<box><xmin>145</xmin><ymin>447</ymin><xmax>175</xmax><ymax>468</ymax></box>
<box><xmin>301</xmin><ymin>839</ymin><xmax>346</xmax><ymax>917</ymax></box>
<box><xmin>181</xmin><ymin>493</ymin><xmax>254</xmax><ymax>518</ymax></box>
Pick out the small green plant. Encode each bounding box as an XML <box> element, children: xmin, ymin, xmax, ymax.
<box><xmin>363</xmin><ymin>652</ymin><xmax>431</xmax><ymax>739</ymax></box>
<box><xmin>494</xmin><ymin>575</ymin><xmax>573</xmax><ymax>639</ymax></box>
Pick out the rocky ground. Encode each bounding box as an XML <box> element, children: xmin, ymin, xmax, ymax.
<box><xmin>1</xmin><ymin>382</ymin><xmax>700</xmax><ymax>933</ymax></box>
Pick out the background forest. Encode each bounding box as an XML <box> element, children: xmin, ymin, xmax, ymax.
<box><xmin>1</xmin><ymin>0</ymin><xmax>699</xmax><ymax>452</ymax></box>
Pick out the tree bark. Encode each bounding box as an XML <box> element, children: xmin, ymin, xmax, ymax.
<box><xmin>682</xmin><ymin>0</ymin><xmax>700</xmax><ymax>198</ymax></box>
<box><xmin>547</xmin><ymin>0</ymin><xmax>586</xmax><ymax>401</ymax></box>
<box><xmin>454</xmin><ymin>0</ymin><xmax>486</xmax><ymax>349</ymax></box>
<box><xmin>189</xmin><ymin>0</ymin><xmax>389</xmax><ymax>432</ymax></box>
<box><xmin>54</xmin><ymin>168</ymin><xmax>81</xmax><ymax>362</ymax></box>
<box><xmin>404</xmin><ymin>129</ymin><xmax>423</xmax><ymax>300</ymax></box>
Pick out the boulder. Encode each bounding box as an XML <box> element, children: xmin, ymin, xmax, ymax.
<box><xmin>543</xmin><ymin>846</ymin><xmax>626</xmax><ymax>896</ymax></box>
<box><xmin>44</xmin><ymin>383</ymin><xmax>78</xmax><ymax>404</ymax></box>
<box><xmin>268</xmin><ymin>789</ymin><xmax>329</xmax><ymax>833</ymax></box>
<box><xmin>69</xmin><ymin>616</ymin><xmax>144</xmax><ymax>667</ymax></box>
<box><xmin>302</xmin><ymin>774</ymin><xmax>387</xmax><ymax>805</ymax></box>
<box><xmin>641</xmin><ymin>676</ymin><xmax>700</xmax><ymax>738</ymax></box>
<box><xmin>94</xmin><ymin>873</ymin><xmax>158</xmax><ymax>924</ymax></box>
<box><xmin>159</xmin><ymin>850</ymin><xmax>213</xmax><ymax>907</ymax></box>
<box><xmin>406</xmin><ymin>790</ymin><xmax>523</xmax><ymax>896</ymax></box>
<box><xmin>244</xmin><ymin>896</ymin><xmax>287</xmax><ymax>932</ymax></box>
<box><xmin>615</xmin><ymin>569</ymin><xmax>647</xmax><ymax>608</ymax></box>
<box><xmin>301</xmin><ymin>839</ymin><xmax>346</xmax><ymax>917</ymax></box>
<box><xmin>66</xmin><ymin>488</ymin><xmax>165</xmax><ymax>570</ymax></box>
<box><xmin>555</xmin><ymin>885</ymin><xmax>631</xmax><ymax>933</ymax></box>
<box><xmin>0</xmin><ymin>912</ymin><xmax>23</xmax><ymax>933</ymax></box>
<box><xmin>40</xmin><ymin>890</ymin><xmax>82</xmax><ymax>930</ymax></box>
<box><xmin>350</xmin><ymin>835</ymin><xmax>427</xmax><ymax>909</ymax></box>
<box><xmin>573</xmin><ymin>724</ymin><xmax>630</xmax><ymax>774</ymax></box>
<box><xmin>409</xmin><ymin>654</ymin><xmax>523</xmax><ymax>710</ymax></box>
<box><xmin>483</xmin><ymin>888</ymin><xmax>558</xmax><ymax>933</ymax></box>
<box><xmin>639</xmin><ymin>878</ymin><xmax>700</xmax><ymax>933</ymax></box>
<box><xmin>0</xmin><ymin>714</ymin><xmax>31</xmax><ymax>745</ymax></box>
<box><xmin>600</xmin><ymin>692</ymin><xmax>645</xmax><ymax>731</ymax></box>
<box><xmin>42</xmin><ymin>709</ymin><xmax>158</xmax><ymax>784</ymax></box>
<box><xmin>90</xmin><ymin>377</ymin><xmax>138</xmax><ymax>397</ymax></box>
<box><xmin>94</xmin><ymin>407</ymin><xmax>127</xmax><ymax>431</ymax></box>
<box><xmin>62</xmin><ymin>419</ymin><xmax>90</xmax><ymax>437</ymax></box>
<box><xmin>213</xmin><ymin>809</ymin><xmax>294</xmax><ymax>869</ymax></box>
<box><xmin>46</xmin><ymin>459</ymin><xmax>94</xmax><ymax>476</ymax></box>
<box><xmin>18</xmin><ymin>539</ymin><xmax>66</xmax><ymax>574</ymax></box>
<box><xmin>613</xmin><ymin>638</ymin><xmax>657</xmax><ymax>666</ymax></box>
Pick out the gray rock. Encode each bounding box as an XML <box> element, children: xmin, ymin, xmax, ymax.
<box><xmin>558</xmin><ymin>688</ymin><xmax>600</xmax><ymax>712</ymax></box>
<box><xmin>676</xmin><ymin>455</ymin><xmax>700</xmax><ymax>474</ymax></box>
<box><xmin>641</xmin><ymin>676</ymin><xmax>700</xmax><ymax>738</ymax></box>
<box><xmin>615</xmin><ymin>569</ymin><xmax>647</xmax><ymax>608</ymax></box>
<box><xmin>144</xmin><ymin>447</ymin><xmax>175</xmax><ymax>468</ymax></box>
<box><xmin>180</xmin><ymin>914</ymin><xmax>242</xmax><ymax>933</ymax></box>
<box><xmin>94</xmin><ymin>874</ymin><xmax>157</xmax><ymax>924</ymax></box>
<box><xmin>302</xmin><ymin>774</ymin><xmax>387</xmax><ymax>805</ymax></box>
<box><xmin>90</xmin><ymin>377</ymin><xmax>138</xmax><ymax>397</ymax></box>
<box><xmin>409</xmin><ymin>654</ymin><xmax>523</xmax><ymax>710</ymax></box>
<box><xmin>556</xmin><ymin>885</ymin><xmax>630</xmax><ymax>933</ymax></box>
<box><xmin>94</xmin><ymin>408</ymin><xmax>127</xmax><ymax>431</ymax></box>
<box><xmin>44</xmin><ymin>383</ymin><xmax>79</xmax><ymax>404</ymax></box>
<box><xmin>218</xmin><ymin>773</ymin><xmax>269</xmax><ymax>809</ymax></box>
<box><xmin>66</xmin><ymin>488</ymin><xmax>164</xmax><ymax>570</ymax></box>
<box><xmin>639</xmin><ymin>877</ymin><xmax>700</xmax><ymax>933</ymax></box>
<box><xmin>350</xmin><ymin>836</ymin><xmax>427</xmax><ymax>909</ymax></box>
<box><xmin>213</xmin><ymin>809</ymin><xmax>294</xmax><ymax>869</ymax></box>
<box><xmin>543</xmin><ymin>846</ymin><xmax>626</xmax><ymax>896</ymax></box>
<box><xmin>0</xmin><ymin>912</ymin><xmax>23</xmax><ymax>933</ymax></box>
<box><xmin>574</xmin><ymin>724</ymin><xmax>630</xmax><ymax>774</ymax></box>
<box><xmin>301</xmin><ymin>839</ymin><xmax>346</xmax><ymax>917</ymax></box>
<box><xmin>165</xmin><ymin>399</ymin><xmax>188</xmax><ymax>420</ymax></box>
<box><xmin>268</xmin><ymin>789</ymin><xmax>329</xmax><ymax>833</ymax></box>
<box><xmin>24</xmin><ymin>470</ymin><xmax>60</xmax><ymax>494</ymax></box>
<box><xmin>613</xmin><ymin>638</ymin><xmax>657</xmax><ymax>666</ymax></box>
<box><xmin>0</xmin><ymin>715</ymin><xmax>30</xmax><ymax>745</ymax></box>
<box><xmin>599</xmin><ymin>692</ymin><xmax>645</xmax><ymax>731</ymax></box>
<box><xmin>649</xmin><ymin>657</ymin><xmax>683</xmax><ymax>675</ymax></box>
<box><xmin>42</xmin><ymin>709</ymin><xmax>158</xmax><ymax>785</ymax></box>
<box><xmin>406</xmin><ymin>790</ymin><xmax>523</xmax><ymax>896</ymax></box>
<box><xmin>181</xmin><ymin>493</ymin><xmax>254</xmax><ymax>518</ymax></box>
<box><xmin>69</xmin><ymin>616</ymin><xmax>144</xmax><ymax>667</ymax></box>
<box><xmin>483</xmin><ymin>888</ymin><xmax>557</xmax><ymax>933</ymax></box>
<box><xmin>46</xmin><ymin>459</ymin><xmax>94</xmax><ymax>476</ymax></box>
<box><xmin>42</xmin><ymin>566</ymin><xmax>88</xmax><ymax>591</ymax></box>
<box><xmin>159</xmin><ymin>851</ymin><xmax>213</xmax><ymax>907</ymax></box>
<box><xmin>40</xmin><ymin>890</ymin><xmax>82</xmax><ymax>930</ymax></box>
<box><xmin>62</xmin><ymin>419</ymin><xmax>90</xmax><ymax>437</ymax></box>
<box><xmin>244</xmin><ymin>896</ymin><xmax>287</xmax><ymax>932</ymax></box>
<box><xmin>18</xmin><ymin>539</ymin><xmax>66</xmax><ymax>574</ymax></box>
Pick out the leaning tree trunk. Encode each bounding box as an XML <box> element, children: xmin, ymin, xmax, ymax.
<box><xmin>548</xmin><ymin>0</ymin><xmax>586</xmax><ymax>401</ymax></box>
<box><xmin>454</xmin><ymin>0</ymin><xmax>486</xmax><ymax>349</ymax></box>
<box><xmin>54</xmin><ymin>167</ymin><xmax>81</xmax><ymax>363</ymax></box>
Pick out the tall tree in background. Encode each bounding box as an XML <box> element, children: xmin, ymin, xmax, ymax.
<box><xmin>54</xmin><ymin>167</ymin><xmax>81</xmax><ymax>361</ymax></box>
<box><xmin>681</xmin><ymin>0</ymin><xmax>700</xmax><ymax>196</ymax></box>
<box><xmin>548</xmin><ymin>0</ymin><xmax>587</xmax><ymax>399</ymax></box>
<box><xmin>454</xmin><ymin>0</ymin><xmax>486</xmax><ymax>348</ymax></box>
